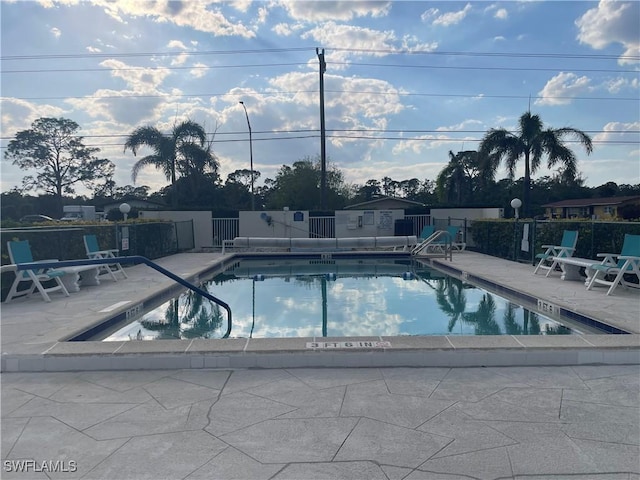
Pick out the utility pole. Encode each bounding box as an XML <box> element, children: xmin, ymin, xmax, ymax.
<box><xmin>239</xmin><ymin>101</ymin><xmax>255</xmax><ymax>211</ymax></box>
<box><xmin>317</xmin><ymin>47</ymin><xmax>327</xmax><ymax>211</ymax></box>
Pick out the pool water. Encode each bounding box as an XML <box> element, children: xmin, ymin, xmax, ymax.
<box><xmin>101</xmin><ymin>256</ymin><xmax>592</xmax><ymax>341</ymax></box>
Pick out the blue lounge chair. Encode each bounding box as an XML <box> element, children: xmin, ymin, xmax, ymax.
<box><xmin>446</xmin><ymin>225</ymin><xmax>466</xmax><ymax>251</ymax></box>
<box><xmin>5</xmin><ymin>240</ymin><xmax>70</xmax><ymax>303</ymax></box>
<box><xmin>418</xmin><ymin>225</ymin><xmax>435</xmax><ymax>241</ymax></box>
<box><xmin>533</xmin><ymin>230</ymin><xmax>578</xmax><ymax>276</ymax></box>
<box><xmin>83</xmin><ymin>234</ymin><xmax>127</xmax><ymax>281</ymax></box>
<box><xmin>587</xmin><ymin>234</ymin><xmax>640</xmax><ymax>296</ymax></box>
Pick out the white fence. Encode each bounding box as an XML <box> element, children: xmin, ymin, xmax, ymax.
<box><xmin>212</xmin><ymin>214</ymin><xmax>431</xmax><ymax>248</ymax></box>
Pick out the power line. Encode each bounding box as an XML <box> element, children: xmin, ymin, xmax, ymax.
<box><xmin>1</xmin><ymin>134</ymin><xmax>636</xmax><ymax>149</ymax></box>
<box><xmin>3</xmin><ymin>61</ymin><xmax>635</xmax><ymax>75</ymax></box>
<box><xmin>2</xmin><ymin>46</ymin><xmax>638</xmax><ymax>62</ymax></box>
<box><xmin>2</xmin><ymin>128</ymin><xmax>637</xmax><ymax>143</ymax></box>
<box><xmin>8</xmin><ymin>90</ymin><xmax>638</xmax><ymax>102</ymax></box>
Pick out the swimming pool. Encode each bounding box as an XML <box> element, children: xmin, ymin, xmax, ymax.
<box><xmin>97</xmin><ymin>256</ymin><xmax>601</xmax><ymax>341</ymax></box>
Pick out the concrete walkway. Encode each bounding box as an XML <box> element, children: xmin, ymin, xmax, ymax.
<box><xmin>2</xmin><ymin>365</ymin><xmax>639</xmax><ymax>479</ymax></box>
<box><xmin>1</xmin><ymin>250</ymin><xmax>639</xmax><ymax>478</ymax></box>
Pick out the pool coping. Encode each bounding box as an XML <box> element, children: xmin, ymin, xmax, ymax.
<box><xmin>2</xmin><ymin>251</ymin><xmax>638</xmax><ymax>372</ymax></box>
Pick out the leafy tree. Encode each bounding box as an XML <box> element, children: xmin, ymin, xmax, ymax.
<box><xmin>222</xmin><ymin>169</ymin><xmax>261</xmax><ymax>210</ymax></box>
<box><xmin>227</xmin><ymin>168</ymin><xmax>261</xmax><ymax>188</ymax></box>
<box><xmin>399</xmin><ymin>178</ymin><xmax>421</xmax><ymax>199</ymax></box>
<box><xmin>264</xmin><ymin>156</ymin><xmax>348</xmax><ymax>210</ymax></box>
<box><xmin>479</xmin><ymin>111</ymin><xmax>593</xmax><ymax>217</ymax></box>
<box><xmin>436</xmin><ymin>151</ymin><xmax>475</xmax><ymax>204</ymax></box>
<box><xmin>593</xmin><ymin>182</ymin><xmax>619</xmax><ymax>198</ymax></box>
<box><xmin>353</xmin><ymin>180</ymin><xmax>382</xmax><ymax>202</ymax></box>
<box><xmin>381</xmin><ymin>176</ymin><xmax>399</xmax><ymax>197</ymax></box>
<box><xmin>124</xmin><ymin>119</ymin><xmax>209</xmax><ymax>207</ymax></box>
<box><xmin>4</xmin><ymin>117</ymin><xmax>115</xmax><ymax>215</ymax></box>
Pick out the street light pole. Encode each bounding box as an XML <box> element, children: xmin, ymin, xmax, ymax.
<box><xmin>239</xmin><ymin>101</ymin><xmax>255</xmax><ymax>211</ymax></box>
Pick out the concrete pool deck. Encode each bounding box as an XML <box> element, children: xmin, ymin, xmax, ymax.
<box><xmin>1</xmin><ymin>250</ymin><xmax>639</xmax><ymax>372</ymax></box>
<box><xmin>1</xmin><ymin>251</ymin><xmax>638</xmax><ymax>479</ymax></box>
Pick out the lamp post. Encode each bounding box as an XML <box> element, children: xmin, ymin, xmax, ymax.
<box><xmin>239</xmin><ymin>101</ymin><xmax>255</xmax><ymax>211</ymax></box>
<box><xmin>510</xmin><ymin>198</ymin><xmax>522</xmax><ymax>220</ymax></box>
<box><xmin>119</xmin><ymin>202</ymin><xmax>131</xmax><ymax>221</ymax></box>
<box><xmin>510</xmin><ymin>198</ymin><xmax>522</xmax><ymax>261</ymax></box>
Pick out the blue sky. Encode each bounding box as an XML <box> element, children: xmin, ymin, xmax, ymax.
<box><xmin>1</xmin><ymin>1</ymin><xmax>639</xmax><ymax>197</ymax></box>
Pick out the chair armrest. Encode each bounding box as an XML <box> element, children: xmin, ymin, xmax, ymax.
<box><xmin>540</xmin><ymin>244</ymin><xmax>558</xmax><ymax>249</ymax></box>
<box><xmin>618</xmin><ymin>255</ymin><xmax>640</xmax><ymax>261</ymax></box>
<box><xmin>595</xmin><ymin>253</ymin><xmax>618</xmax><ymax>266</ymax></box>
<box><xmin>553</xmin><ymin>246</ymin><xmax>575</xmax><ymax>256</ymax></box>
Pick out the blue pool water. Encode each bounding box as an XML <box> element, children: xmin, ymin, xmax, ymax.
<box><xmin>100</xmin><ymin>256</ymin><xmax>596</xmax><ymax>341</ymax></box>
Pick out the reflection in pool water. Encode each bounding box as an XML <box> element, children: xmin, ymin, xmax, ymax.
<box><xmin>102</xmin><ymin>257</ymin><xmax>584</xmax><ymax>341</ymax></box>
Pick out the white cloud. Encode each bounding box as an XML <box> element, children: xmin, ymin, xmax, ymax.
<box><xmin>576</xmin><ymin>0</ymin><xmax>640</xmax><ymax>65</ymax></box>
<box><xmin>604</xmin><ymin>77</ymin><xmax>639</xmax><ymax>94</ymax></box>
<box><xmin>90</xmin><ymin>0</ymin><xmax>256</xmax><ymax>38</ymax></box>
<box><xmin>494</xmin><ymin>8</ymin><xmax>508</xmax><ymax>20</ymax></box>
<box><xmin>167</xmin><ymin>40</ymin><xmax>189</xmax><ymax>50</ymax></box>
<box><xmin>256</xmin><ymin>6</ymin><xmax>269</xmax><ymax>24</ymax></box>
<box><xmin>437</xmin><ymin>119</ymin><xmax>484</xmax><ymax>132</ymax></box>
<box><xmin>50</xmin><ymin>27</ymin><xmax>61</xmax><ymax>38</ymax></box>
<box><xmin>170</xmin><ymin>52</ymin><xmax>189</xmax><ymax>66</ymax></box>
<box><xmin>86</xmin><ymin>46</ymin><xmax>102</xmax><ymax>53</ymax></box>
<box><xmin>301</xmin><ymin>22</ymin><xmax>436</xmax><ymax>68</ymax></box>
<box><xmin>302</xmin><ymin>22</ymin><xmax>396</xmax><ymax>55</ymax></box>
<box><xmin>535</xmin><ymin>72</ymin><xmax>592</xmax><ymax>106</ymax></box>
<box><xmin>99</xmin><ymin>59</ymin><xmax>171</xmax><ymax>91</ymax></box>
<box><xmin>190</xmin><ymin>63</ymin><xmax>208</xmax><ymax>79</ymax></box>
<box><xmin>592</xmin><ymin>121</ymin><xmax>640</xmax><ymax>143</ymax></box>
<box><xmin>0</xmin><ymin>97</ymin><xmax>66</xmax><ymax>140</ymax></box>
<box><xmin>422</xmin><ymin>3</ymin><xmax>472</xmax><ymax>27</ymax></box>
<box><xmin>271</xmin><ymin>20</ymin><xmax>306</xmax><ymax>37</ymax></box>
<box><xmin>278</xmin><ymin>1</ymin><xmax>391</xmax><ymax>22</ymax></box>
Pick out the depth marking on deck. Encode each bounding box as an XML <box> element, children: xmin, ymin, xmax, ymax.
<box><xmin>99</xmin><ymin>301</ymin><xmax>132</xmax><ymax>312</ymax></box>
<box><xmin>306</xmin><ymin>341</ymin><xmax>392</xmax><ymax>349</ymax></box>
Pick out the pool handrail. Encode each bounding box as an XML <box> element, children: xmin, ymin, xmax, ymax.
<box><xmin>13</xmin><ymin>256</ymin><xmax>233</xmax><ymax>338</ymax></box>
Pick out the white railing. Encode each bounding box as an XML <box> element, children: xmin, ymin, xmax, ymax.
<box><xmin>309</xmin><ymin>216</ymin><xmax>334</xmax><ymax>238</ymax></box>
<box><xmin>212</xmin><ymin>218</ymin><xmax>239</xmax><ymax>247</ymax></box>
<box><xmin>405</xmin><ymin>214</ymin><xmax>431</xmax><ymax>237</ymax></box>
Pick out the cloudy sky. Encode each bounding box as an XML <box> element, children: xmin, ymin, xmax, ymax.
<box><xmin>1</xmin><ymin>0</ymin><xmax>639</xmax><ymax>197</ymax></box>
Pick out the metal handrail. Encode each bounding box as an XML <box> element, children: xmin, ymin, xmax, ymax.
<box><xmin>14</xmin><ymin>256</ymin><xmax>232</xmax><ymax>338</ymax></box>
<box><xmin>411</xmin><ymin>230</ymin><xmax>453</xmax><ymax>260</ymax></box>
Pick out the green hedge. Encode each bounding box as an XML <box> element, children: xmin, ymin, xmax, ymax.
<box><xmin>468</xmin><ymin>219</ymin><xmax>640</xmax><ymax>262</ymax></box>
<box><xmin>1</xmin><ymin>221</ymin><xmax>177</xmax><ymax>302</ymax></box>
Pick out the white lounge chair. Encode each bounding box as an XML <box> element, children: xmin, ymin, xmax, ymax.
<box><xmin>83</xmin><ymin>234</ymin><xmax>128</xmax><ymax>281</ymax></box>
<box><xmin>533</xmin><ymin>230</ymin><xmax>578</xmax><ymax>276</ymax></box>
<box><xmin>586</xmin><ymin>234</ymin><xmax>640</xmax><ymax>296</ymax></box>
<box><xmin>5</xmin><ymin>240</ymin><xmax>70</xmax><ymax>303</ymax></box>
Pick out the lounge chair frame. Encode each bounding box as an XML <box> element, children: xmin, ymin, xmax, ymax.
<box><xmin>5</xmin><ymin>240</ymin><xmax>70</xmax><ymax>303</ymax></box>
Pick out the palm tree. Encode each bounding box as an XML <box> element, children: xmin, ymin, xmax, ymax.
<box><xmin>124</xmin><ymin>120</ymin><xmax>208</xmax><ymax>207</ymax></box>
<box><xmin>436</xmin><ymin>150</ymin><xmax>483</xmax><ymax>204</ymax></box>
<box><xmin>462</xmin><ymin>293</ymin><xmax>501</xmax><ymax>335</ymax></box>
<box><xmin>479</xmin><ymin>111</ymin><xmax>593</xmax><ymax>217</ymax></box>
<box><xmin>435</xmin><ymin>277</ymin><xmax>467</xmax><ymax>333</ymax></box>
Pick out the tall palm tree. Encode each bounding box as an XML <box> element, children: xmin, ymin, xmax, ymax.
<box><xmin>479</xmin><ymin>112</ymin><xmax>593</xmax><ymax>217</ymax></box>
<box><xmin>435</xmin><ymin>277</ymin><xmax>467</xmax><ymax>333</ymax></box>
<box><xmin>124</xmin><ymin>120</ymin><xmax>208</xmax><ymax>207</ymax></box>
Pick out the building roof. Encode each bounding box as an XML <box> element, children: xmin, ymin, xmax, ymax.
<box><xmin>542</xmin><ymin>195</ymin><xmax>640</xmax><ymax>208</ymax></box>
<box><xmin>344</xmin><ymin>196</ymin><xmax>426</xmax><ymax>210</ymax></box>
